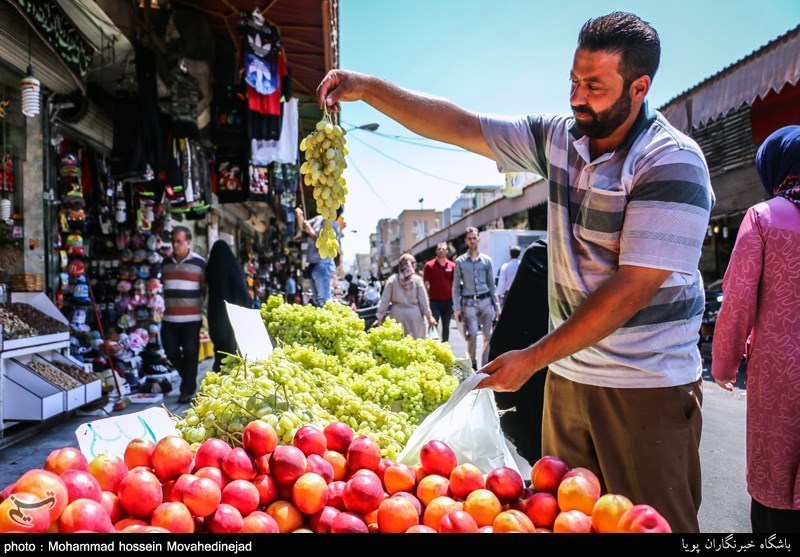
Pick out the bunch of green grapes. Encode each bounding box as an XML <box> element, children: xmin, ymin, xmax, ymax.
<box><xmin>260</xmin><ymin>296</ymin><xmax>367</xmax><ymax>358</ymax></box>
<box><xmin>299</xmin><ymin>113</ymin><xmax>348</xmax><ymax>259</ymax></box>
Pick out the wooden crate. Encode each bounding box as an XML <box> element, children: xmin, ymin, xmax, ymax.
<box><xmin>11</xmin><ymin>273</ymin><xmax>45</xmax><ymax>292</ymax></box>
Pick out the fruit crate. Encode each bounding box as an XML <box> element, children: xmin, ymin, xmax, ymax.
<box><xmin>36</xmin><ymin>351</ymin><xmax>102</xmax><ymax>403</ymax></box>
<box><xmin>11</xmin><ymin>356</ymin><xmax>85</xmax><ymax>410</ymax></box>
<box><xmin>3</xmin><ymin>358</ymin><xmax>65</xmax><ymax>420</ymax></box>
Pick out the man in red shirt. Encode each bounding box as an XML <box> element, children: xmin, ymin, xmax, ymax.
<box><xmin>423</xmin><ymin>242</ymin><xmax>456</xmax><ymax>342</ymax></box>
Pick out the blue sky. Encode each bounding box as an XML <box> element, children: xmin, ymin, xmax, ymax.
<box><xmin>336</xmin><ymin>0</ymin><xmax>800</xmax><ymax>263</ymax></box>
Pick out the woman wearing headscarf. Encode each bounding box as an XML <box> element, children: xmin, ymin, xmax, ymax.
<box><xmin>206</xmin><ymin>239</ymin><xmax>254</xmax><ymax>371</ymax></box>
<box><xmin>712</xmin><ymin>126</ymin><xmax>800</xmax><ymax>533</ymax></box>
<box><xmin>375</xmin><ymin>253</ymin><xmax>436</xmax><ymax>339</ymax></box>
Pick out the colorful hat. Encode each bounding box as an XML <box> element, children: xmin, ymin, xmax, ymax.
<box><xmin>116</xmin><ymin>230</ymin><xmax>130</xmax><ymax>251</ymax></box>
<box><xmin>130</xmin><ymin>233</ymin><xmax>146</xmax><ymax>250</ymax></box>
<box><xmin>72</xmin><ymin>281</ymin><xmax>91</xmax><ymax>304</ymax></box>
<box><xmin>67</xmin><ymin>259</ymin><xmax>85</xmax><ymax>278</ymax></box>
<box><xmin>70</xmin><ymin>309</ymin><xmax>90</xmax><ymax>333</ymax></box>
<box><xmin>146</xmin><ymin>278</ymin><xmax>162</xmax><ymax>293</ymax></box>
<box><xmin>136</xmin><ymin>264</ymin><xmax>151</xmax><ymax>279</ymax></box>
<box><xmin>120</xmin><ymin>248</ymin><xmax>133</xmax><ymax>262</ymax></box>
<box><xmin>146</xmin><ymin>251</ymin><xmax>162</xmax><ymax>265</ymax></box>
<box><xmin>133</xmin><ymin>279</ymin><xmax>146</xmax><ymax>293</ymax></box>
<box><xmin>65</xmin><ymin>233</ymin><xmax>84</xmax><ymax>257</ymax></box>
<box><xmin>59</xmin><ymin>152</ymin><xmax>80</xmax><ymax>176</ymax></box>
<box><xmin>133</xmin><ymin>249</ymin><xmax>147</xmax><ymax>263</ymax></box>
<box><xmin>146</xmin><ymin>235</ymin><xmax>162</xmax><ymax>252</ymax></box>
<box><xmin>116</xmin><ymin>280</ymin><xmax>132</xmax><ymax>293</ymax></box>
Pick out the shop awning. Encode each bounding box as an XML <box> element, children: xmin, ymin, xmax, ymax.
<box><xmin>394</xmin><ymin>179</ymin><xmax>548</xmax><ymax>266</ymax></box>
<box><xmin>660</xmin><ymin>25</ymin><xmax>800</xmax><ymax>133</ymax></box>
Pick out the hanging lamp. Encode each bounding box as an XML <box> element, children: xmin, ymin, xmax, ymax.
<box><xmin>20</xmin><ymin>64</ymin><xmax>40</xmax><ymax>117</ymax></box>
<box><xmin>20</xmin><ymin>30</ymin><xmax>40</xmax><ymax>118</ymax></box>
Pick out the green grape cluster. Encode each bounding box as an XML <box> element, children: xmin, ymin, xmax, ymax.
<box><xmin>176</xmin><ymin>296</ymin><xmax>460</xmax><ymax>460</ymax></box>
<box><xmin>299</xmin><ymin>113</ymin><xmax>348</xmax><ymax>259</ymax></box>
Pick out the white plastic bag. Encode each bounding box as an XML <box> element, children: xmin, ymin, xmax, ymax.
<box><xmin>427</xmin><ymin>325</ymin><xmax>439</xmax><ymax>340</ymax></box>
<box><xmin>398</xmin><ymin>373</ymin><xmax>522</xmax><ymax>476</ymax></box>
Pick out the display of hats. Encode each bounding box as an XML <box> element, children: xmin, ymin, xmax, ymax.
<box><xmin>116</xmin><ymin>230</ymin><xmax>130</xmax><ymax>251</ymax></box>
<box><xmin>67</xmin><ymin>259</ymin><xmax>85</xmax><ymax>278</ymax></box>
<box><xmin>146</xmin><ymin>251</ymin><xmax>162</xmax><ymax>265</ymax></box>
<box><xmin>59</xmin><ymin>272</ymin><xmax>69</xmax><ymax>291</ymax></box>
<box><xmin>70</xmin><ymin>309</ymin><xmax>91</xmax><ymax>333</ymax></box>
<box><xmin>132</xmin><ymin>249</ymin><xmax>147</xmax><ymax>263</ymax></box>
<box><xmin>133</xmin><ymin>278</ymin><xmax>146</xmax><ymax>293</ymax></box>
<box><xmin>118</xmin><ymin>294</ymin><xmax>132</xmax><ymax>311</ymax></box>
<box><xmin>130</xmin><ymin>233</ymin><xmax>146</xmax><ymax>250</ymax></box>
<box><xmin>136</xmin><ymin>264</ymin><xmax>151</xmax><ymax>279</ymax></box>
<box><xmin>118</xmin><ymin>265</ymin><xmax>134</xmax><ymax>281</ymax></box>
<box><xmin>72</xmin><ymin>281</ymin><xmax>91</xmax><ymax>304</ymax></box>
<box><xmin>65</xmin><ymin>233</ymin><xmax>84</xmax><ymax>257</ymax></box>
<box><xmin>118</xmin><ymin>313</ymin><xmax>136</xmax><ymax>329</ymax></box>
<box><xmin>116</xmin><ymin>280</ymin><xmax>132</xmax><ymax>293</ymax></box>
<box><xmin>146</xmin><ymin>278</ymin><xmax>162</xmax><ymax>294</ymax></box>
<box><xmin>146</xmin><ymin>293</ymin><xmax>163</xmax><ymax>310</ymax></box>
<box><xmin>131</xmin><ymin>292</ymin><xmax>146</xmax><ymax>308</ymax></box>
<box><xmin>62</xmin><ymin>183</ymin><xmax>85</xmax><ymax>206</ymax></box>
<box><xmin>146</xmin><ymin>234</ymin><xmax>162</xmax><ymax>252</ymax></box>
<box><xmin>120</xmin><ymin>248</ymin><xmax>133</xmax><ymax>262</ymax></box>
<box><xmin>59</xmin><ymin>153</ymin><xmax>80</xmax><ymax>176</ymax></box>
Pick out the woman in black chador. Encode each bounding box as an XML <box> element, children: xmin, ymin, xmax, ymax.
<box><xmin>206</xmin><ymin>239</ymin><xmax>253</xmax><ymax>371</ymax></box>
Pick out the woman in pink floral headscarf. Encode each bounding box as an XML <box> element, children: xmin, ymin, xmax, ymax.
<box><xmin>712</xmin><ymin>126</ymin><xmax>800</xmax><ymax>533</ymax></box>
<box><xmin>376</xmin><ymin>253</ymin><xmax>436</xmax><ymax>339</ymax></box>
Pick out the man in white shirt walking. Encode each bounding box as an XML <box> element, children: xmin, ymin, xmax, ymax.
<box><xmin>496</xmin><ymin>245</ymin><xmax>521</xmax><ymax>308</ymax></box>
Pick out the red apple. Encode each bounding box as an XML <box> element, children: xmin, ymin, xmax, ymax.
<box><xmin>182</xmin><ymin>477</ymin><xmax>221</xmax><ymax>518</ymax></box>
<box><xmin>346</xmin><ymin>435</ymin><xmax>381</xmax><ymax>472</ymax></box>
<box><xmin>420</xmin><ymin>440</ymin><xmax>458</xmax><ymax>477</ymax></box>
<box><xmin>323</xmin><ymin>421</ymin><xmax>355</xmax><ymax>453</ymax></box>
<box><xmin>269</xmin><ymin>445</ymin><xmax>307</xmax><ymax>484</ymax></box>
<box><xmin>100</xmin><ymin>491</ymin><xmax>125</xmax><ymax>523</ymax></box>
<box><xmin>58</xmin><ymin>498</ymin><xmax>114</xmax><ymax>533</ymax></box>
<box><xmin>123</xmin><ymin>438</ymin><xmax>155</xmax><ymax>470</ymax></box>
<box><xmin>252</xmin><ymin>474</ymin><xmax>278</xmax><ymax>507</ymax></box>
<box><xmin>222</xmin><ymin>447</ymin><xmax>258</xmax><ymax>481</ymax></box>
<box><xmin>206</xmin><ymin>503</ymin><xmax>243</xmax><ymax>533</ymax></box>
<box><xmin>194</xmin><ymin>438</ymin><xmax>232</xmax><ymax>470</ymax></box>
<box><xmin>221</xmin><ymin>479</ymin><xmax>260</xmax><ymax>516</ymax></box>
<box><xmin>485</xmin><ymin>466</ymin><xmax>524</xmax><ymax>505</ymax></box>
<box><xmin>617</xmin><ymin>504</ymin><xmax>672</xmax><ymax>533</ymax></box>
<box><xmin>61</xmin><ymin>470</ymin><xmax>103</xmax><ymax>503</ymax></box>
<box><xmin>449</xmin><ymin>463</ymin><xmax>484</xmax><ymax>500</ymax></box>
<box><xmin>169</xmin><ymin>473</ymin><xmax>198</xmax><ymax>503</ymax></box>
<box><xmin>306</xmin><ymin>454</ymin><xmax>335</xmax><ymax>484</ymax></box>
<box><xmin>242</xmin><ymin>510</ymin><xmax>279</xmax><ymax>533</ymax></box>
<box><xmin>117</xmin><ymin>468</ymin><xmax>162</xmax><ymax>518</ymax></box>
<box><xmin>330</xmin><ymin>511</ymin><xmax>368</xmax><ymax>533</ymax></box>
<box><xmin>531</xmin><ymin>456</ymin><xmax>569</xmax><ymax>494</ymax></box>
<box><xmin>342</xmin><ymin>470</ymin><xmax>384</xmax><ymax>515</ymax></box>
<box><xmin>152</xmin><ymin>436</ymin><xmax>193</xmax><ymax>481</ymax></box>
<box><xmin>310</xmin><ymin>505</ymin><xmax>341</xmax><ymax>533</ymax></box>
<box><xmin>293</xmin><ymin>424</ymin><xmax>327</xmax><ymax>456</ymax></box>
<box><xmin>242</xmin><ymin>420</ymin><xmax>278</xmax><ymax>457</ymax></box>
<box><xmin>45</xmin><ymin>447</ymin><xmax>89</xmax><ymax>476</ymax></box>
<box><xmin>326</xmin><ymin>480</ymin><xmax>347</xmax><ymax>511</ymax></box>
<box><xmin>525</xmin><ymin>491</ymin><xmax>560</xmax><ymax>529</ymax></box>
<box><xmin>438</xmin><ymin>508</ymin><xmax>479</xmax><ymax>533</ymax></box>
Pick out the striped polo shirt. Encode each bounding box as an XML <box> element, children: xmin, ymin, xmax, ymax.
<box><xmin>162</xmin><ymin>250</ymin><xmax>206</xmax><ymax>323</ymax></box>
<box><xmin>480</xmin><ymin>103</ymin><xmax>715</xmax><ymax>388</ymax></box>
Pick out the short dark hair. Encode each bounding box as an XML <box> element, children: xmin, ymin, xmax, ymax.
<box><xmin>172</xmin><ymin>225</ymin><xmax>192</xmax><ymax>242</ymax></box>
<box><xmin>577</xmin><ymin>12</ymin><xmax>660</xmax><ymax>84</ymax></box>
<box><xmin>465</xmin><ymin>227</ymin><xmax>479</xmax><ymax>237</ymax></box>
<box><xmin>510</xmin><ymin>245</ymin><xmax>521</xmax><ymax>258</ymax></box>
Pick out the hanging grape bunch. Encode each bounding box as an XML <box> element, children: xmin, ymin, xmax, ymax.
<box><xmin>299</xmin><ymin>112</ymin><xmax>348</xmax><ymax>259</ymax></box>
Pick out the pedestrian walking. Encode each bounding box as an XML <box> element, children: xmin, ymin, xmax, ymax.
<box><xmin>423</xmin><ymin>242</ymin><xmax>456</xmax><ymax>342</ymax></box>
<box><xmin>452</xmin><ymin>227</ymin><xmax>498</xmax><ymax>369</ymax></box>
<box><xmin>161</xmin><ymin>226</ymin><xmax>207</xmax><ymax>404</ymax></box>
<box><xmin>496</xmin><ymin>245</ymin><xmax>521</xmax><ymax>308</ymax></box>
<box><xmin>296</xmin><ymin>206</ymin><xmax>341</xmax><ymax>307</ymax></box>
<box><xmin>376</xmin><ymin>253</ymin><xmax>436</xmax><ymax>339</ymax></box>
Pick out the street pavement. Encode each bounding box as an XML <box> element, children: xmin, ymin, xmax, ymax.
<box><xmin>0</xmin><ymin>323</ymin><xmax>750</xmax><ymax>533</ymax></box>
<box><xmin>444</xmin><ymin>321</ymin><xmax>750</xmax><ymax>533</ymax></box>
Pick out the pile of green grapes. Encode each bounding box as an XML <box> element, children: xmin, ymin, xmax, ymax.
<box><xmin>299</xmin><ymin>113</ymin><xmax>347</xmax><ymax>259</ymax></box>
<box><xmin>176</xmin><ymin>297</ymin><xmax>459</xmax><ymax>459</ymax></box>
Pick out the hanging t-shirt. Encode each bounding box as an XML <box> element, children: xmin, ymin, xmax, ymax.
<box><xmin>248</xmin><ymin>162</ymin><xmax>270</xmax><ymax>201</ymax></box>
<box><xmin>251</xmin><ymin>97</ymin><xmax>298</xmax><ymax>164</ymax></box>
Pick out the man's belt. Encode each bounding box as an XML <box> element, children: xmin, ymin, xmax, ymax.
<box><xmin>465</xmin><ymin>292</ymin><xmax>492</xmax><ymax>301</ymax></box>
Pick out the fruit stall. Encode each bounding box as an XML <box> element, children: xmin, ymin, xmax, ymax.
<box><xmin>0</xmin><ymin>292</ymin><xmax>102</xmax><ymax>433</ymax></box>
<box><xmin>0</xmin><ymin>294</ymin><xmax>673</xmax><ymax>534</ymax></box>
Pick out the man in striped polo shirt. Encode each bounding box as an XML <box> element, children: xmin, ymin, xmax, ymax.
<box><xmin>162</xmin><ymin>225</ymin><xmax>207</xmax><ymax>403</ymax></box>
<box><xmin>316</xmin><ymin>11</ymin><xmax>713</xmax><ymax>532</ymax></box>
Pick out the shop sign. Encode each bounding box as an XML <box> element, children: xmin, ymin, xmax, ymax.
<box><xmin>10</xmin><ymin>0</ymin><xmax>93</xmax><ymax>83</ymax></box>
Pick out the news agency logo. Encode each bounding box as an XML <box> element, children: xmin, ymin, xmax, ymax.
<box><xmin>6</xmin><ymin>491</ymin><xmax>56</xmax><ymax>528</ymax></box>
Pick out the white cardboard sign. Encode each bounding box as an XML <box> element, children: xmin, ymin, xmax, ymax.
<box><xmin>75</xmin><ymin>406</ymin><xmax>179</xmax><ymax>460</ymax></box>
<box><xmin>225</xmin><ymin>301</ymin><xmax>273</xmax><ymax>360</ymax></box>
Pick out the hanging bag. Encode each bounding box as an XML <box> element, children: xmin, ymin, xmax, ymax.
<box><xmin>398</xmin><ymin>373</ymin><xmax>525</xmax><ymax>476</ymax></box>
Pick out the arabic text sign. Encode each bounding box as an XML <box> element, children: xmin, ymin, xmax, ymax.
<box><xmin>74</xmin><ymin>406</ymin><xmax>178</xmax><ymax>460</ymax></box>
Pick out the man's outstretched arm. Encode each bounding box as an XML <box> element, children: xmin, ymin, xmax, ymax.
<box><xmin>317</xmin><ymin>70</ymin><xmax>496</xmax><ymax>160</ymax></box>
